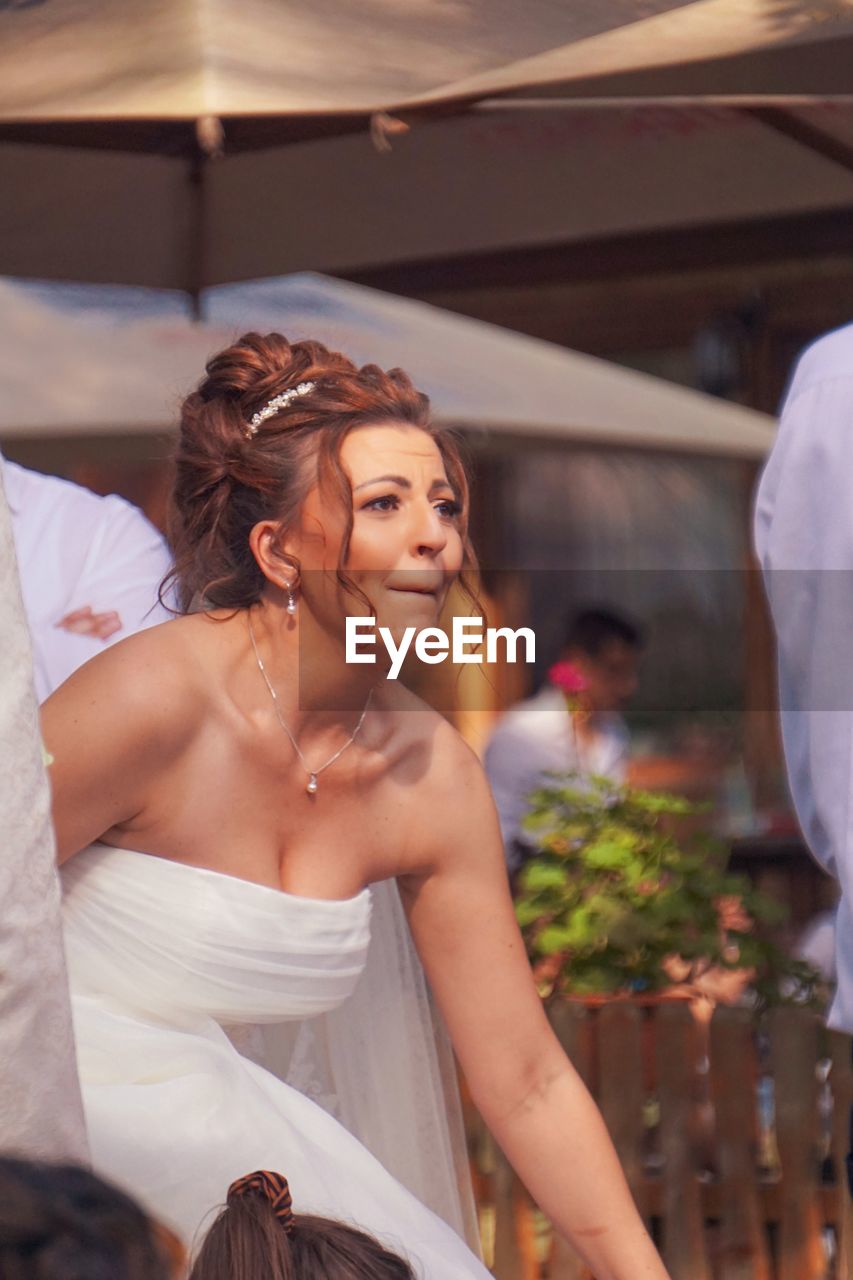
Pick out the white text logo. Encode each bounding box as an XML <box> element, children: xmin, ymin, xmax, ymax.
<box><xmin>346</xmin><ymin>617</ymin><xmax>536</xmax><ymax>680</ymax></box>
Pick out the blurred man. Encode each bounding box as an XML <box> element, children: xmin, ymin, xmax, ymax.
<box><xmin>484</xmin><ymin>607</ymin><xmax>643</xmax><ymax>877</ymax></box>
<box><xmin>1</xmin><ymin>455</ymin><xmax>171</xmax><ymax>700</ymax></box>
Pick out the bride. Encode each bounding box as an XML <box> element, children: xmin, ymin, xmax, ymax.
<box><xmin>42</xmin><ymin>334</ymin><xmax>668</xmax><ymax>1280</ymax></box>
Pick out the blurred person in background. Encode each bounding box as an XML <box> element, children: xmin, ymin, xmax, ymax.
<box><xmin>754</xmin><ymin>322</ymin><xmax>853</xmax><ymax>1036</ymax></box>
<box><xmin>190</xmin><ymin>1169</ymin><xmax>414</xmax><ymax>1280</ymax></box>
<box><xmin>484</xmin><ymin>607</ymin><xmax>643</xmax><ymax>877</ymax></box>
<box><xmin>1</xmin><ymin>452</ymin><xmax>171</xmax><ymax>700</ymax></box>
<box><xmin>0</xmin><ymin>1156</ymin><xmax>180</xmax><ymax>1280</ymax></box>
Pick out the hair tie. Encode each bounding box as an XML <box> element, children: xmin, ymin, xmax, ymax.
<box><xmin>227</xmin><ymin>1170</ymin><xmax>295</xmax><ymax>1234</ymax></box>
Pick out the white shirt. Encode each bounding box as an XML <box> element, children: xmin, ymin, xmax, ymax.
<box><xmin>796</xmin><ymin>908</ymin><xmax>838</xmax><ymax>985</ymax></box>
<box><xmin>754</xmin><ymin>322</ymin><xmax>853</xmax><ymax>1030</ymax></box>
<box><xmin>484</xmin><ymin>684</ymin><xmax>629</xmax><ymax>873</ymax></box>
<box><xmin>2</xmin><ymin>458</ymin><xmax>172</xmax><ymax>701</ymax></box>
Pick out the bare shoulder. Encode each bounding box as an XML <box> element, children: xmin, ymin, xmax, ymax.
<box><xmin>426</xmin><ymin>713</ymin><xmax>491</xmax><ymax>803</ymax></box>
<box><xmin>379</xmin><ymin>682</ymin><xmax>483</xmax><ymax>783</ymax></box>
<box><xmin>42</xmin><ymin>613</ymin><xmax>233</xmax><ymax>860</ymax></box>
<box><xmin>47</xmin><ymin>613</ymin><xmax>202</xmax><ymax>691</ymax></box>
<box><xmin>378</xmin><ymin>683</ymin><xmax>499</xmax><ymax>865</ymax></box>
<box><xmin>42</xmin><ymin>613</ymin><xmax>211</xmax><ymax>752</ymax></box>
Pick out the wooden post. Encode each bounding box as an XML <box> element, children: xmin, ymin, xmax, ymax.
<box><xmin>769</xmin><ymin>1007</ymin><xmax>825</xmax><ymax>1280</ymax></box>
<box><xmin>490</xmin><ymin>1139</ymin><xmax>530</xmax><ymax>1280</ymax></box>
<box><xmin>656</xmin><ymin>1002</ymin><xmax>711</xmax><ymax>1280</ymax></box>
<box><xmin>710</xmin><ymin>1007</ymin><xmax>772</xmax><ymax>1280</ymax></box>
<box><xmin>549</xmin><ymin>1000</ymin><xmax>594</xmax><ymax>1090</ymax></box>
<box><xmin>829</xmin><ymin>1032</ymin><xmax>853</xmax><ymax>1280</ymax></box>
<box><xmin>548</xmin><ymin>1001</ymin><xmax>594</xmax><ymax>1280</ymax></box>
<box><xmin>598</xmin><ymin>1001</ymin><xmax>647</xmax><ymax>1216</ymax></box>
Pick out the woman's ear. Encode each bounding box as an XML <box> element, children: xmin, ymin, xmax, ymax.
<box><xmin>249</xmin><ymin>520</ymin><xmax>300</xmax><ymax>592</ymax></box>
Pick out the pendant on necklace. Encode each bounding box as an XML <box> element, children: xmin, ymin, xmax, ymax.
<box><xmin>306</xmin><ymin>773</ymin><xmax>319</xmax><ymax>795</ymax></box>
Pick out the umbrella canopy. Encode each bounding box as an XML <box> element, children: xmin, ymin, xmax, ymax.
<box><xmin>0</xmin><ymin>2</ymin><xmax>851</xmax><ymax>290</ymax></box>
<box><xmin>0</xmin><ymin>272</ymin><xmax>776</xmax><ymax>459</ymax></box>
<box><xmin>1</xmin><ymin>101</ymin><xmax>851</xmax><ymax>290</ymax></box>
<box><xmin>1</xmin><ymin>0</ymin><xmax>851</xmax><ymax>123</ymax></box>
<box><xmin>190</xmin><ymin>102</ymin><xmax>853</xmax><ymax>287</ymax></box>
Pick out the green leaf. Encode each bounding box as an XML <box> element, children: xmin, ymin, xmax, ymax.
<box><xmin>514</xmin><ymin>900</ymin><xmax>543</xmax><ymax>929</ymax></box>
<box><xmin>567</xmin><ymin>966</ymin><xmax>624</xmax><ymax>995</ymax></box>
<box><xmin>521</xmin><ymin>863</ymin><xmax>569</xmax><ymax>893</ymax></box>
<box><xmin>583</xmin><ymin>838</ymin><xmax>634</xmax><ymax>871</ymax></box>
<box><xmin>536</xmin><ymin>924</ymin><xmax>576</xmax><ymax>955</ymax></box>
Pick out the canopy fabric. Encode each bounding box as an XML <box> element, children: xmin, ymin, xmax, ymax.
<box><xmin>0</xmin><ymin>280</ymin><xmax>227</xmax><ymax>436</ymax></box>
<box><xmin>196</xmin><ymin>103</ymin><xmax>853</xmax><ymax>284</ymax></box>
<box><xmin>0</xmin><ymin>0</ymin><xmax>851</xmax><ymax>124</ymax></box>
<box><xmin>0</xmin><ymin>272</ymin><xmax>776</xmax><ymax>459</ymax></box>
<box><xmin>1</xmin><ymin>101</ymin><xmax>851</xmax><ymax>289</ymax></box>
<box><xmin>0</xmin><ymin>3</ymin><xmax>850</xmax><ymax>290</ymax></box>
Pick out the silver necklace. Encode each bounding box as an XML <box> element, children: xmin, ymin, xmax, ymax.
<box><xmin>247</xmin><ymin>612</ymin><xmax>372</xmax><ymax>795</ymax></box>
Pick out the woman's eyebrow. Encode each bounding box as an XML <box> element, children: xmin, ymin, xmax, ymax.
<box><xmin>353</xmin><ymin>474</ymin><xmax>454</xmax><ymax>493</ymax></box>
<box><xmin>353</xmin><ymin>474</ymin><xmax>410</xmax><ymax>491</ymax></box>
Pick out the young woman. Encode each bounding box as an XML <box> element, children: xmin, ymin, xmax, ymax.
<box><xmin>43</xmin><ymin>334</ymin><xmax>669</xmax><ymax>1279</ymax></box>
<box><xmin>190</xmin><ymin>1168</ymin><xmax>416</xmax><ymax>1280</ymax></box>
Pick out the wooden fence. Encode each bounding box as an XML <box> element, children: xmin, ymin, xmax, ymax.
<box><xmin>465</xmin><ymin>1002</ymin><xmax>853</xmax><ymax>1280</ymax></box>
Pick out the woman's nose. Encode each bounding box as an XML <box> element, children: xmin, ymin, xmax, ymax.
<box><xmin>412</xmin><ymin>502</ymin><xmax>448</xmax><ymax>557</ymax></box>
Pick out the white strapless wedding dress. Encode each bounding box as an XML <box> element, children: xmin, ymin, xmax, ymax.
<box><xmin>61</xmin><ymin>844</ymin><xmax>490</xmax><ymax>1278</ymax></box>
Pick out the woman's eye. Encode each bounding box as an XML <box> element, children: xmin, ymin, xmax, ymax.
<box><xmin>360</xmin><ymin>494</ymin><xmax>460</xmax><ymax>518</ymax></box>
<box><xmin>363</xmin><ymin>495</ymin><xmax>399</xmax><ymax>512</ymax></box>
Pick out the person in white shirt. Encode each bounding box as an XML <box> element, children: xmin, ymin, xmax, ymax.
<box><xmin>754</xmin><ymin>322</ymin><xmax>853</xmax><ymax>1036</ymax></box>
<box><xmin>1</xmin><ymin>456</ymin><xmax>172</xmax><ymax>701</ymax></box>
<box><xmin>484</xmin><ymin>608</ymin><xmax>643</xmax><ymax>876</ymax></box>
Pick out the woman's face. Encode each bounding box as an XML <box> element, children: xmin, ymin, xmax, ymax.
<box><xmin>289</xmin><ymin>422</ymin><xmax>465</xmax><ymax>640</ymax></box>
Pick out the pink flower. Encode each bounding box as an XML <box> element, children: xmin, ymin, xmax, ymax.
<box><xmin>548</xmin><ymin>661</ymin><xmax>589</xmax><ymax>695</ymax></box>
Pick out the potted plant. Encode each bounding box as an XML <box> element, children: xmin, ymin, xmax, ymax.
<box><xmin>514</xmin><ymin>773</ymin><xmax>823</xmax><ymax>1009</ymax></box>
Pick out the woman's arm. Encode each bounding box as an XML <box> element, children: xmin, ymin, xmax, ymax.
<box><xmin>41</xmin><ymin>626</ymin><xmax>197</xmax><ymax>862</ymax></box>
<box><xmin>401</xmin><ymin>734</ymin><xmax>669</xmax><ymax>1280</ymax></box>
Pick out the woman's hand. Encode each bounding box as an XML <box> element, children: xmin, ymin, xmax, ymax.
<box><xmin>400</xmin><ymin>729</ymin><xmax>670</xmax><ymax>1280</ymax></box>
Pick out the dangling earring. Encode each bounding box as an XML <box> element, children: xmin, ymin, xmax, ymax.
<box><xmin>286</xmin><ymin>587</ymin><xmax>297</xmax><ymax>616</ymax></box>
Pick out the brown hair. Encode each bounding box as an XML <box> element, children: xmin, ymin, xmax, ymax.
<box><xmin>189</xmin><ymin>1188</ymin><xmax>415</xmax><ymax>1280</ymax></box>
<box><xmin>0</xmin><ymin>1157</ymin><xmax>178</xmax><ymax>1280</ymax></box>
<box><xmin>164</xmin><ymin>332</ymin><xmax>477</xmax><ymax>614</ymax></box>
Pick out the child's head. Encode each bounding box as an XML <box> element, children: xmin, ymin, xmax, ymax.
<box><xmin>0</xmin><ymin>1156</ymin><xmax>178</xmax><ymax>1280</ymax></box>
<box><xmin>190</xmin><ymin>1170</ymin><xmax>415</xmax><ymax>1280</ymax></box>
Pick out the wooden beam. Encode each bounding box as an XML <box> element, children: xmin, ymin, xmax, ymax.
<box><xmin>742</xmin><ymin>108</ymin><xmax>853</xmax><ymax>178</ymax></box>
<box><xmin>342</xmin><ymin>208</ymin><xmax>853</xmax><ymax>297</ymax></box>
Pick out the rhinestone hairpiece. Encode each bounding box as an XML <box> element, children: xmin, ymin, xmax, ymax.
<box><xmin>244</xmin><ymin>381</ymin><xmax>316</xmax><ymax>439</ymax></box>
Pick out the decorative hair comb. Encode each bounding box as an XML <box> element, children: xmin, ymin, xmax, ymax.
<box><xmin>244</xmin><ymin>381</ymin><xmax>316</xmax><ymax>439</ymax></box>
